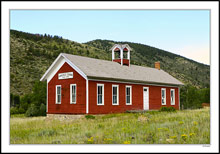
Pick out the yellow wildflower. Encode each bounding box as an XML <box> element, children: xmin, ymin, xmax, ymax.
<box><xmin>189</xmin><ymin>133</ymin><xmax>195</xmax><ymax>137</ymax></box>
<box><xmin>123</xmin><ymin>141</ymin><xmax>131</xmax><ymax>144</ymax></box>
<box><xmin>170</xmin><ymin>136</ymin><xmax>177</xmax><ymax>139</ymax></box>
<box><xmin>87</xmin><ymin>137</ymin><xmax>94</xmax><ymax>144</ymax></box>
<box><xmin>157</xmin><ymin>128</ymin><xmax>163</xmax><ymax>131</ymax></box>
<box><xmin>181</xmin><ymin>134</ymin><xmax>188</xmax><ymax>140</ymax></box>
<box><xmin>179</xmin><ymin>121</ymin><xmax>184</xmax><ymax>125</ymax></box>
<box><xmin>193</xmin><ymin>121</ymin><xmax>198</xmax><ymax>125</ymax></box>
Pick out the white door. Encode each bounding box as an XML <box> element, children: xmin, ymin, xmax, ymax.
<box><xmin>143</xmin><ymin>87</ymin><xmax>149</xmax><ymax>110</ymax></box>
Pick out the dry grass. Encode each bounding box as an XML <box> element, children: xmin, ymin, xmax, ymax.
<box><xmin>10</xmin><ymin>108</ymin><xmax>210</xmax><ymax>144</ymax></box>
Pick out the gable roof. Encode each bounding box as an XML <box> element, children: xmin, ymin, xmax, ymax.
<box><xmin>43</xmin><ymin>53</ymin><xmax>182</xmax><ymax>86</ymax></box>
<box><xmin>41</xmin><ymin>53</ymin><xmax>183</xmax><ymax>86</ymax></box>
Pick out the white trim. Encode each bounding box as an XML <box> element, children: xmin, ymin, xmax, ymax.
<box><xmin>88</xmin><ymin>78</ymin><xmax>181</xmax><ymax>88</ymax></box>
<box><xmin>40</xmin><ymin>53</ymin><xmax>87</xmax><ymax>82</ymax></box>
<box><xmin>56</xmin><ymin>85</ymin><xmax>61</xmax><ymax>104</ymax></box>
<box><xmin>110</xmin><ymin>44</ymin><xmax>123</xmax><ymax>51</ymax></box>
<box><xmin>126</xmin><ymin>85</ymin><xmax>132</xmax><ymax>105</ymax></box>
<box><xmin>47</xmin><ymin>58</ymin><xmax>66</xmax><ymax>83</ymax></box>
<box><xmin>161</xmin><ymin>88</ymin><xmax>166</xmax><ymax>105</ymax></box>
<box><xmin>62</xmin><ymin>54</ymin><xmax>87</xmax><ymax>79</ymax></box>
<box><xmin>170</xmin><ymin>89</ymin><xmax>175</xmax><ymax>105</ymax></box>
<box><xmin>40</xmin><ymin>53</ymin><xmax>63</xmax><ymax>81</ymax></box>
<box><xmin>112</xmin><ymin>85</ymin><xmax>119</xmax><ymax>105</ymax></box>
<box><xmin>86</xmin><ymin>79</ymin><xmax>89</xmax><ymax>113</ymax></box>
<box><xmin>97</xmin><ymin>83</ymin><xmax>104</xmax><ymax>105</ymax></box>
<box><xmin>143</xmin><ymin>87</ymin><xmax>149</xmax><ymax>110</ymax></box>
<box><xmin>46</xmin><ymin>82</ymin><xmax>48</xmax><ymax>112</ymax></box>
<box><xmin>120</xmin><ymin>48</ymin><xmax>123</xmax><ymax>65</ymax></box>
<box><xmin>70</xmin><ymin>84</ymin><xmax>77</xmax><ymax>104</ymax></box>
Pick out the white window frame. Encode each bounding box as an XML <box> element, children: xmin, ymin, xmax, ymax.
<box><xmin>70</xmin><ymin>84</ymin><xmax>77</xmax><ymax>104</ymax></box>
<box><xmin>170</xmin><ymin>89</ymin><xmax>175</xmax><ymax>105</ymax></box>
<box><xmin>161</xmin><ymin>88</ymin><xmax>166</xmax><ymax>105</ymax></box>
<box><xmin>126</xmin><ymin>85</ymin><xmax>132</xmax><ymax>105</ymax></box>
<box><xmin>56</xmin><ymin>85</ymin><xmax>61</xmax><ymax>104</ymax></box>
<box><xmin>112</xmin><ymin>85</ymin><xmax>119</xmax><ymax>105</ymax></box>
<box><xmin>97</xmin><ymin>84</ymin><xmax>104</xmax><ymax>105</ymax></box>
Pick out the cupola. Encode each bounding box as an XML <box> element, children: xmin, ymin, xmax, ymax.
<box><xmin>110</xmin><ymin>44</ymin><xmax>131</xmax><ymax>66</ymax></box>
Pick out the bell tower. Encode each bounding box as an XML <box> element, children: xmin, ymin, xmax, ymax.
<box><xmin>110</xmin><ymin>44</ymin><xmax>131</xmax><ymax>66</ymax></box>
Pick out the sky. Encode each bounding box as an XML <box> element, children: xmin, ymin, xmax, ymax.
<box><xmin>10</xmin><ymin>10</ymin><xmax>210</xmax><ymax>65</ymax></box>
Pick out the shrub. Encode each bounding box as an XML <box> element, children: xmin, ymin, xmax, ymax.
<box><xmin>10</xmin><ymin>107</ymin><xmax>25</xmax><ymax>115</ymax></box>
<box><xmin>168</xmin><ymin>107</ymin><xmax>176</xmax><ymax>112</ymax></box>
<box><xmin>159</xmin><ymin>107</ymin><xmax>168</xmax><ymax>112</ymax></box>
<box><xmin>25</xmin><ymin>104</ymin><xmax>39</xmax><ymax>117</ymax></box>
<box><xmin>38</xmin><ymin>104</ymin><xmax>46</xmax><ymax>116</ymax></box>
<box><xmin>10</xmin><ymin>107</ymin><xmax>19</xmax><ymax>115</ymax></box>
<box><xmin>159</xmin><ymin>107</ymin><xmax>176</xmax><ymax>112</ymax></box>
<box><xmin>20</xmin><ymin>102</ymin><xmax>29</xmax><ymax>111</ymax></box>
<box><xmin>85</xmin><ymin>115</ymin><xmax>95</xmax><ymax>119</ymax></box>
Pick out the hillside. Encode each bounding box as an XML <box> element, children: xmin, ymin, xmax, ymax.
<box><xmin>10</xmin><ymin>30</ymin><xmax>210</xmax><ymax>96</ymax></box>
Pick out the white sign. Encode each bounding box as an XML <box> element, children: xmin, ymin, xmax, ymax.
<box><xmin>58</xmin><ymin>72</ymin><xmax>73</xmax><ymax>79</ymax></box>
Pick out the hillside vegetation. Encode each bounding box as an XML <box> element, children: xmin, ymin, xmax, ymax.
<box><xmin>10</xmin><ymin>108</ymin><xmax>210</xmax><ymax>144</ymax></box>
<box><xmin>85</xmin><ymin>40</ymin><xmax>210</xmax><ymax>89</ymax></box>
<box><xmin>10</xmin><ymin>29</ymin><xmax>210</xmax><ymax>96</ymax></box>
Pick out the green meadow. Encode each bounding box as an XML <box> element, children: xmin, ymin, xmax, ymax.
<box><xmin>10</xmin><ymin>108</ymin><xmax>210</xmax><ymax>144</ymax></box>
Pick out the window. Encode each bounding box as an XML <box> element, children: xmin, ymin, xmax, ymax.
<box><xmin>97</xmin><ymin>84</ymin><xmax>104</xmax><ymax>105</ymax></box>
<box><xmin>126</xmin><ymin>86</ymin><xmax>132</xmax><ymax>105</ymax></box>
<box><xmin>171</xmin><ymin>89</ymin><xmax>175</xmax><ymax>105</ymax></box>
<box><xmin>161</xmin><ymin>88</ymin><xmax>166</xmax><ymax>105</ymax></box>
<box><xmin>112</xmin><ymin>85</ymin><xmax>119</xmax><ymax>105</ymax></box>
<box><xmin>56</xmin><ymin>85</ymin><xmax>61</xmax><ymax>104</ymax></box>
<box><xmin>70</xmin><ymin>84</ymin><xmax>76</xmax><ymax>104</ymax></box>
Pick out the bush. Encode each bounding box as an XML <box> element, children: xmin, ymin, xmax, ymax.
<box><xmin>167</xmin><ymin>107</ymin><xmax>176</xmax><ymax>112</ymax></box>
<box><xmin>25</xmin><ymin>104</ymin><xmax>39</xmax><ymax>117</ymax></box>
<box><xmin>10</xmin><ymin>107</ymin><xmax>26</xmax><ymax>115</ymax></box>
<box><xmin>85</xmin><ymin>115</ymin><xmax>95</xmax><ymax>119</ymax></box>
<box><xmin>159</xmin><ymin>107</ymin><xmax>176</xmax><ymax>112</ymax></box>
<box><xmin>20</xmin><ymin>102</ymin><xmax>29</xmax><ymax>111</ymax></box>
<box><xmin>39</xmin><ymin>104</ymin><xmax>46</xmax><ymax>116</ymax></box>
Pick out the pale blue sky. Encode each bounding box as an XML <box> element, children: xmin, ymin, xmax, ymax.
<box><xmin>10</xmin><ymin>10</ymin><xmax>210</xmax><ymax>65</ymax></box>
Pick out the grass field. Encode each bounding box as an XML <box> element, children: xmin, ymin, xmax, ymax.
<box><xmin>10</xmin><ymin>108</ymin><xmax>210</xmax><ymax>144</ymax></box>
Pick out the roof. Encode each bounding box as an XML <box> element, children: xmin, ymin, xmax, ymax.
<box><xmin>58</xmin><ymin>53</ymin><xmax>184</xmax><ymax>86</ymax></box>
<box><xmin>110</xmin><ymin>44</ymin><xmax>131</xmax><ymax>51</ymax></box>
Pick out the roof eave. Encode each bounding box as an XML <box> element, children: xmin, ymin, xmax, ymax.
<box><xmin>40</xmin><ymin>53</ymin><xmax>63</xmax><ymax>81</ymax></box>
<box><xmin>87</xmin><ymin>76</ymin><xmax>184</xmax><ymax>87</ymax></box>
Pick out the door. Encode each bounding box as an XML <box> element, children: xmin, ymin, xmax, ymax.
<box><xmin>143</xmin><ymin>87</ymin><xmax>149</xmax><ymax>110</ymax></box>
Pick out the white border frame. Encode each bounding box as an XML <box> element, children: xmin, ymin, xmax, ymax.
<box><xmin>170</xmin><ymin>89</ymin><xmax>175</xmax><ymax>105</ymax></box>
<box><xmin>161</xmin><ymin>88</ymin><xmax>166</xmax><ymax>105</ymax></box>
<box><xmin>97</xmin><ymin>83</ymin><xmax>104</xmax><ymax>105</ymax></box>
<box><xmin>70</xmin><ymin>84</ymin><xmax>77</xmax><ymax>104</ymax></box>
<box><xmin>112</xmin><ymin>84</ymin><xmax>119</xmax><ymax>105</ymax></box>
<box><xmin>55</xmin><ymin>85</ymin><xmax>61</xmax><ymax>104</ymax></box>
<box><xmin>2</xmin><ymin>2</ymin><xmax>219</xmax><ymax>153</ymax></box>
<box><xmin>126</xmin><ymin>85</ymin><xmax>132</xmax><ymax>105</ymax></box>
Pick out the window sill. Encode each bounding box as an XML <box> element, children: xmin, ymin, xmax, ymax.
<box><xmin>112</xmin><ymin>104</ymin><xmax>119</xmax><ymax>105</ymax></box>
<box><xmin>70</xmin><ymin>102</ymin><xmax>76</xmax><ymax>104</ymax></box>
<box><xmin>97</xmin><ymin>104</ymin><xmax>104</xmax><ymax>106</ymax></box>
<box><xmin>126</xmin><ymin>103</ymin><xmax>132</xmax><ymax>105</ymax></box>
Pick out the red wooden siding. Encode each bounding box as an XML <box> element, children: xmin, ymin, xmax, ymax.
<box><xmin>113</xmin><ymin>59</ymin><xmax>129</xmax><ymax>66</ymax></box>
<box><xmin>88</xmin><ymin>80</ymin><xmax>179</xmax><ymax>114</ymax></box>
<box><xmin>47</xmin><ymin>62</ymin><xmax>179</xmax><ymax>114</ymax></box>
<box><xmin>47</xmin><ymin>62</ymin><xmax>86</xmax><ymax>114</ymax></box>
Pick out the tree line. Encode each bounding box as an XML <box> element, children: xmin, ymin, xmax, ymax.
<box><xmin>10</xmin><ymin>81</ymin><xmax>210</xmax><ymax>117</ymax></box>
<box><xmin>10</xmin><ymin>81</ymin><xmax>46</xmax><ymax>117</ymax></box>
